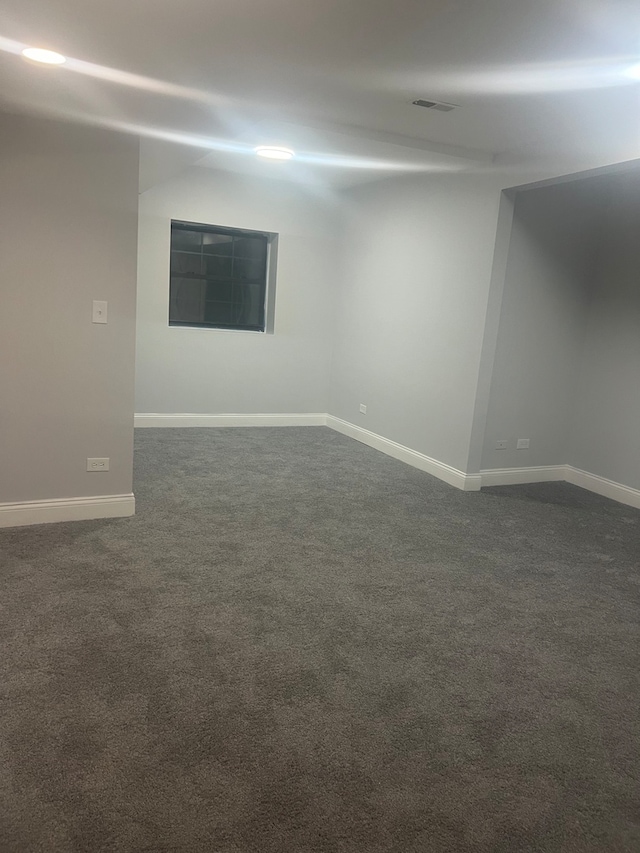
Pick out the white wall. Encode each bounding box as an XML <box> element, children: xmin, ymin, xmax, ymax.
<box><xmin>569</xmin><ymin>172</ymin><xmax>640</xmax><ymax>490</ymax></box>
<box><xmin>477</xmin><ymin>166</ymin><xmax>640</xmax><ymax>499</ymax></box>
<box><xmin>480</xmin><ymin>180</ymin><xmax>604</xmax><ymax>472</ymax></box>
<box><xmin>135</xmin><ymin>168</ymin><xmax>339</xmax><ymax>415</ymax></box>
<box><xmin>328</xmin><ymin>172</ymin><xmax>505</xmax><ymax>474</ymax></box>
<box><xmin>0</xmin><ymin>113</ymin><xmax>139</xmax><ymax>507</ymax></box>
<box><xmin>135</xmin><ymin>150</ymin><xmax>640</xmax><ymax>502</ymax></box>
<box><xmin>1</xmin><ymin>111</ymin><xmax>635</xmax><ymax>525</ymax></box>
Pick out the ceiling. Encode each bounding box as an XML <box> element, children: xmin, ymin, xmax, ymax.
<box><xmin>1</xmin><ymin>0</ymin><xmax>639</xmax><ymax>188</ymax></box>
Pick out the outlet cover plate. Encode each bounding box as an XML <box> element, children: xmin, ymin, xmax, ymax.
<box><xmin>87</xmin><ymin>457</ymin><xmax>110</xmax><ymax>472</ymax></box>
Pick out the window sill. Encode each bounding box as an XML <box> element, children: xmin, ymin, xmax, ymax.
<box><xmin>168</xmin><ymin>324</ymin><xmax>271</xmax><ymax>335</ymax></box>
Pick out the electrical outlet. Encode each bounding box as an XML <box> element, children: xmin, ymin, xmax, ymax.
<box><xmin>359</xmin><ymin>404</ymin><xmax>367</xmax><ymax>414</ymax></box>
<box><xmin>495</xmin><ymin>440</ymin><xmax>508</xmax><ymax>450</ymax></box>
<box><xmin>87</xmin><ymin>457</ymin><xmax>110</xmax><ymax>472</ymax></box>
<box><xmin>516</xmin><ymin>438</ymin><xmax>530</xmax><ymax>450</ymax></box>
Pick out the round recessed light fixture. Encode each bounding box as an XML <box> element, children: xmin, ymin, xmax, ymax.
<box><xmin>22</xmin><ymin>47</ymin><xmax>66</xmax><ymax>65</ymax></box>
<box><xmin>254</xmin><ymin>146</ymin><xmax>295</xmax><ymax>161</ymax></box>
<box><xmin>627</xmin><ymin>63</ymin><xmax>640</xmax><ymax>80</ymax></box>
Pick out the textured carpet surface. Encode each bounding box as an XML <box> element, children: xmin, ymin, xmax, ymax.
<box><xmin>1</xmin><ymin>427</ymin><xmax>640</xmax><ymax>852</ymax></box>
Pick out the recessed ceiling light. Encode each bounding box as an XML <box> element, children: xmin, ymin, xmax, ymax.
<box><xmin>627</xmin><ymin>63</ymin><xmax>640</xmax><ymax>80</ymax></box>
<box><xmin>255</xmin><ymin>146</ymin><xmax>295</xmax><ymax>161</ymax></box>
<box><xmin>22</xmin><ymin>47</ymin><xmax>66</xmax><ymax>65</ymax></box>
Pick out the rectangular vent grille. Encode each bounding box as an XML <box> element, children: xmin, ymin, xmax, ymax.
<box><xmin>412</xmin><ymin>98</ymin><xmax>456</xmax><ymax>112</ymax></box>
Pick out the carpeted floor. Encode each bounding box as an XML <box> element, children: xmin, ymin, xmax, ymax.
<box><xmin>1</xmin><ymin>427</ymin><xmax>640</xmax><ymax>852</ymax></box>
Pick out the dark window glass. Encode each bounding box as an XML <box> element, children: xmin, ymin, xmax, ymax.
<box><xmin>169</xmin><ymin>221</ymin><xmax>269</xmax><ymax>331</ymax></box>
<box><xmin>171</xmin><ymin>251</ymin><xmax>202</xmax><ymax>275</ymax></box>
<box><xmin>204</xmin><ymin>255</ymin><xmax>233</xmax><ymax>279</ymax></box>
<box><xmin>234</xmin><ymin>236</ymin><xmax>266</xmax><ymax>260</ymax></box>
<box><xmin>204</xmin><ymin>301</ymin><xmax>234</xmax><ymax>325</ymax></box>
<box><xmin>202</xmin><ymin>233</ymin><xmax>233</xmax><ymax>256</ymax></box>
<box><xmin>171</xmin><ymin>229</ymin><xmax>201</xmax><ymax>252</ymax></box>
<box><xmin>234</xmin><ymin>257</ymin><xmax>265</xmax><ymax>281</ymax></box>
<box><xmin>206</xmin><ymin>280</ymin><xmax>234</xmax><ymax>302</ymax></box>
<box><xmin>169</xmin><ymin>278</ymin><xmax>206</xmax><ymax>324</ymax></box>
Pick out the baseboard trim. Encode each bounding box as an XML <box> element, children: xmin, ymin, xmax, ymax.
<box><xmin>480</xmin><ymin>464</ymin><xmax>640</xmax><ymax>510</ymax></box>
<box><xmin>326</xmin><ymin>416</ymin><xmax>479</xmax><ymax>491</ymax></box>
<box><xmin>480</xmin><ymin>465</ymin><xmax>567</xmax><ymax>487</ymax></box>
<box><xmin>565</xmin><ymin>466</ymin><xmax>640</xmax><ymax>510</ymax></box>
<box><xmin>135</xmin><ymin>413</ymin><xmax>327</xmax><ymax>428</ymax></box>
<box><xmin>136</xmin><ymin>411</ymin><xmax>477</xmax><ymax>491</ymax></box>
<box><xmin>0</xmin><ymin>494</ymin><xmax>135</xmax><ymax>529</ymax></box>
<box><xmin>133</xmin><ymin>415</ymin><xmax>640</xmax><ymax>509</ymax></box>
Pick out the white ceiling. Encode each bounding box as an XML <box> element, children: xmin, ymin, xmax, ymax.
<box><xmin>1</xmin><ymin>0</ymin><xmax>639</xmax><ymax>188</ymax></box>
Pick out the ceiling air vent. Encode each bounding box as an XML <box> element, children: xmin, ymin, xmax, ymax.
<box><xmin>412</xmin><ymin>98</ymin><xmax>457</xmax><ymax>112</ymax></box>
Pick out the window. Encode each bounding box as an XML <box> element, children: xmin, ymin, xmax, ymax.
<box><xmin>169</xmin><ymin>220</ymin><xmax>276</xmax><ymax>332</ymax></box>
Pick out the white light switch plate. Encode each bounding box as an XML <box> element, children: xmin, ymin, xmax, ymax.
<box><xmin>92</xmin><ymin>300</ymin><xmax>108</xmax><ymax>324</ymax></box>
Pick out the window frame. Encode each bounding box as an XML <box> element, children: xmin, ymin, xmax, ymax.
<box><xmin>168</xmin><ymin>219</ymin><xmax>277</xmax><ymax>334</ymax></box>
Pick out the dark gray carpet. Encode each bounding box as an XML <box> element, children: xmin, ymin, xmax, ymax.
<box><xmin>1</xmin><ymin>427</ymin><xmax>640</xmax><ymax>852</ymax></box>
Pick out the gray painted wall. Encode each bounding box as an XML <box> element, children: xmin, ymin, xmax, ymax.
<box><xmin>480</xmin><ymin>168</ymin><xmax>640</xmax><ymax>493</ymax></box>
<box><xmin>1</xmin><ymin>112</ymin><xmax>636</xmax><ymax>517</ymax></box>
<box><xmin>480</xmin><ymin>180</ymin><xmax>603</xmax><ymax>472</ymax></box>
<box><xmin>329</xmin><ymin>173</ymin><xmax>504</xmax><ymax>473</ymax></box>
<box><xmin>0</xmin><ymin>114</ymin><xmax>139</xmax><ymax>504</ymax></box>
<box><xmin>135</xmin><ymin>168</ymin><xmax>338</xmax><ymax>415</ymax></box>
<box><xmin>136</xmin><ymin>157</ymin><xmax>640</xmax><ymax>496</ymax></box>
<box><xmin>569</xmin><ymin>173</ymin><xmax>640</xmax><ymax>490</ymax></box>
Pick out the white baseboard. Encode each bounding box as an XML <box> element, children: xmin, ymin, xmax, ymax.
<box><xmin>136</xmin><ymin>411</ymin><xmax>477</xmax><ymax>491</ymax></box>
<box><xmin>480</xmin><ymin>464</ymin><xmax>640</xmax><ymax>510</ymax></box>
<box><xmin>135</xmin><ymin>413</ymin><xmax>327</xmax><ymax>428</ymax></box>
<box><xmin>133</xmin><ymin>414</ymin><xmax>640</xmax><ymax>509</ymax></box>
<box><xmin>0</xmin><ymin>493</ymin><xmax>135</xmax><ymax>529</ymax></box>
<box><xmin>480</xmin><ymin>465</ymin><xmax>567</xmax><ymax>487</ymax></box>
<box><xmin>565</xmin><ymin>466</ymin><xmax>640</xmax><ymax>510</ymax></box>
<box><xmin>326</xmin><ymin>416</ymin><xmax>480</xmax><ymax>491</ymax></box>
